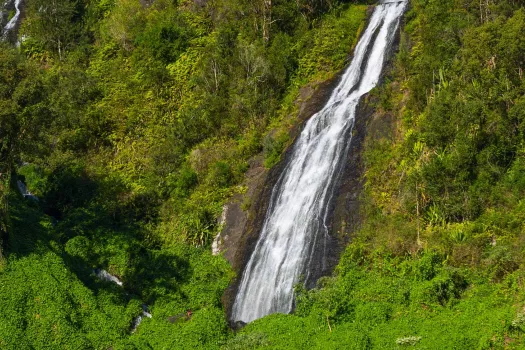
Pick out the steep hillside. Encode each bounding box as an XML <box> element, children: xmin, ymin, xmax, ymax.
<box><xmin>1</xmin><ymin>0</ymin><xmax>525</xmax><ymax>349</ymax></box>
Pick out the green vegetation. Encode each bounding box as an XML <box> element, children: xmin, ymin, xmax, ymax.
<box><xmin>230</xmin><ymin>0</ymin><xmax>525</xmax><ymax>348</ymax></box>
<box><xmin>0</xmin><ymin>0</ymin><xmax>369</xmax><ymax>348</ymax></box>
<box><xmin>2</xmin><ymin>0</ymin><xmax>525</xmax><ymax>348</ymax></box>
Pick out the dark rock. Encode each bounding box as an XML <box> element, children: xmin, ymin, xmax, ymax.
<box><xmin>231</xmin><ymin>320</ymin><xmax>247</xmax><ymax>330</ymax></box>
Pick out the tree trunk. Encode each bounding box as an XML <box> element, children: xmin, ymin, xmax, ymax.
<box><xmin>416</xmin><ymin>181</ymin><xmax>421</xmax><ymax>247</ymax></box>
<box><xmin>262</xmin><ymin>0</ymin><xmax>271</xmax><ymax>43</ymax></box>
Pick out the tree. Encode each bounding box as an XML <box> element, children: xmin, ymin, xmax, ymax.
<box><xmin>25</xmin><ymin>0</ymin><xmax>78</xmax><ymax>59</ymax></box>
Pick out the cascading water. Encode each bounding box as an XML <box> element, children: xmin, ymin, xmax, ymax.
<box><xmin>232</xmin><ymin>1</ymin><xmax>407</xmax><ymax>323</ymax></box>
<box><xmin>2</xmin><ymin>0</ymin><xmax>22</xmax><ymax>40</ymax></box>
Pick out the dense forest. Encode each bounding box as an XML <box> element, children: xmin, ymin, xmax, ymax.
<box><xmin>1</xmin><ymin>0</ymin><xmax>525</xmax><ymax>348</ymax></box>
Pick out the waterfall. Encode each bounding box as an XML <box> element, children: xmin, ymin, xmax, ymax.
<box><xmin>2</xmin><ymin>0</ymin><xmax>22</xmax><ymax>39</ymax></box>
<box><xmin>232</xmin><ymin>1</ymin><xmax>407</xmax><ymax>323</ymax></box>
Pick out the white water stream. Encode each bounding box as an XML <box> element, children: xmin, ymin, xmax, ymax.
<box><xmin>232</xmin><ymin>1</ymin><xmax>407</xmax><ymax>323</ymax></box>
<box><xmin>2</xmin><ymin>0</ymin><xmax>22</xmax><ymax>36</ymax></box>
